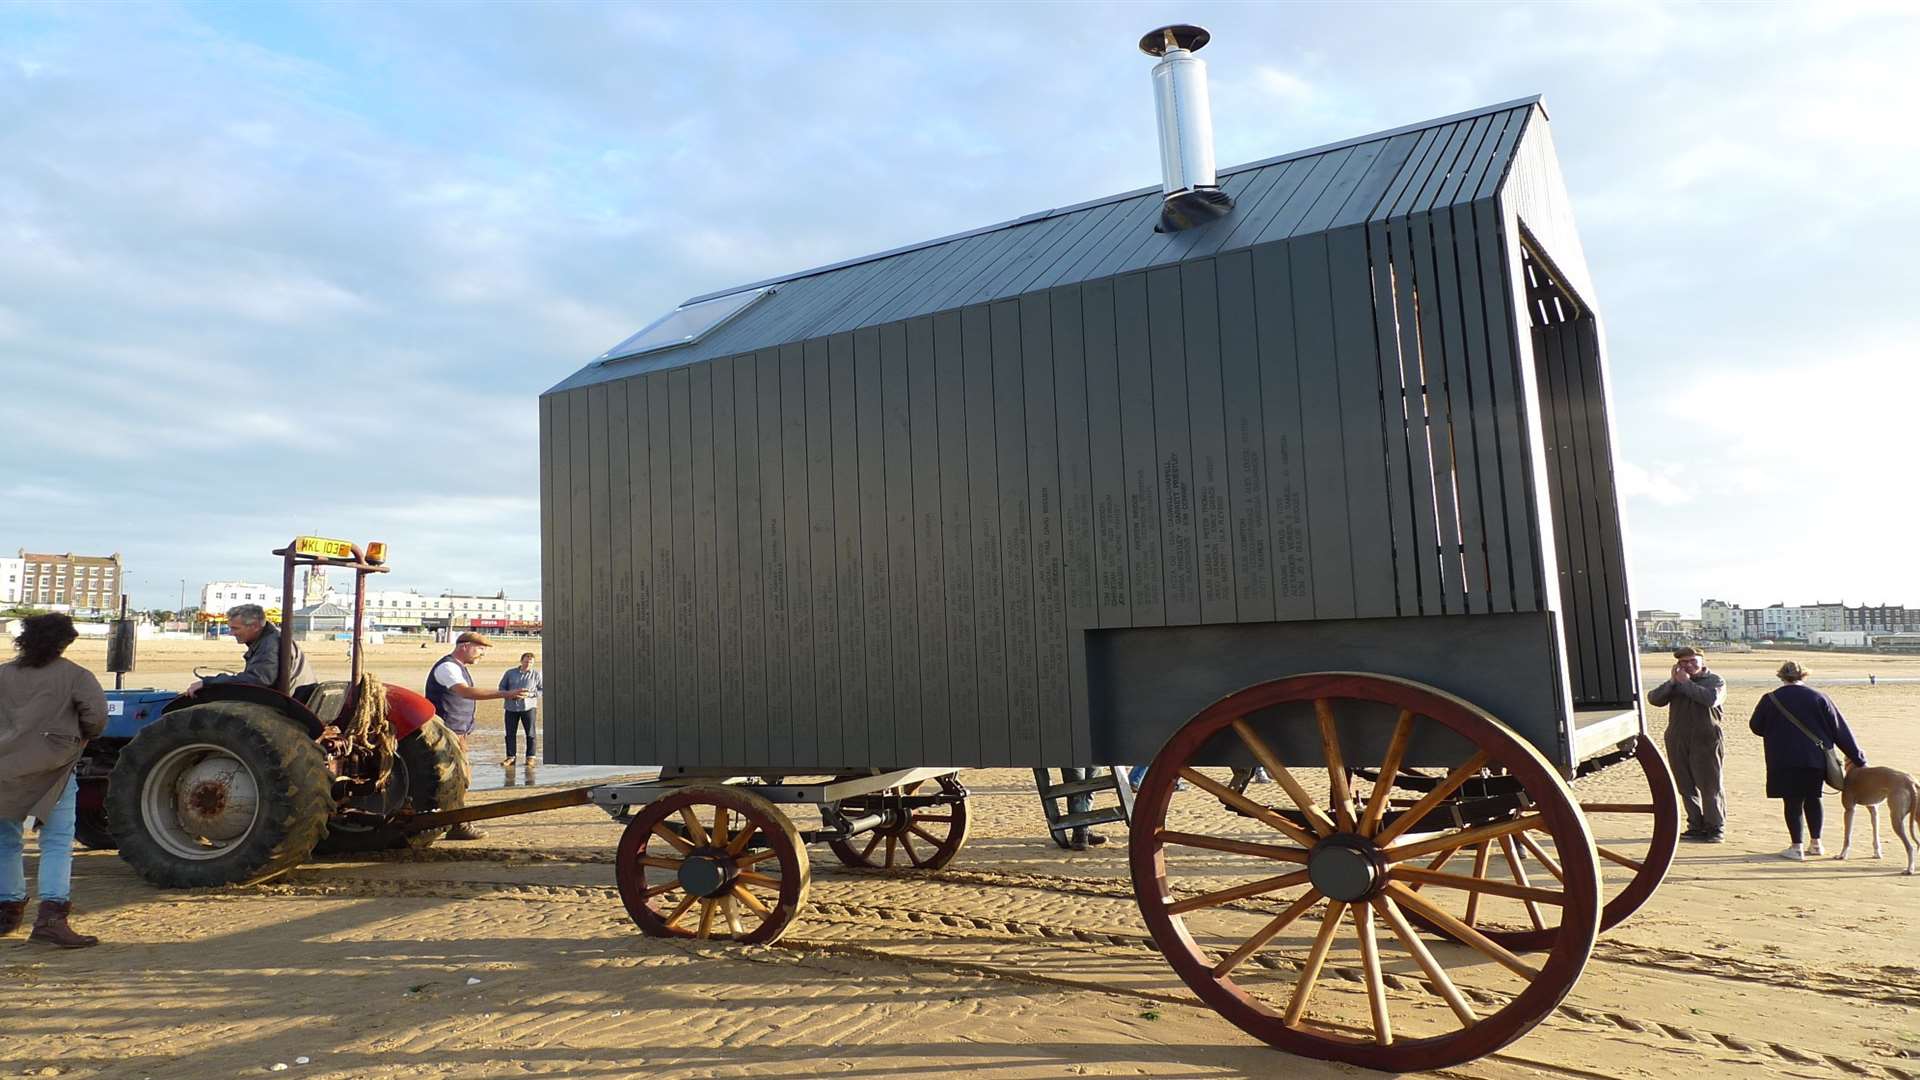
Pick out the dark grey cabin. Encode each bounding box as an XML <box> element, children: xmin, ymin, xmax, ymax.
<box><xmin>540</xmin><ymin>96</ymin><xmax>1637</xmax><ymax>773</ymax></box>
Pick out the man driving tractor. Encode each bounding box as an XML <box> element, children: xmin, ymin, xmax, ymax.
<box><xmin>181</xmin><ymin>604</ymin><xmax>306</xmax><ymax>697</ymax></box>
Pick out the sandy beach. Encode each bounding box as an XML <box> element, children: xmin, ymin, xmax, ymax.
<box><xmin>3</xmin><ymin>643</ymin><xmax>1917</xmax><ymax>1079</ymax></box>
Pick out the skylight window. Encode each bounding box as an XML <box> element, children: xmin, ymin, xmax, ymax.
<box><xmin>598</xmin><ymin>286</ymin><xmax>774</xmax><ymax>363</ymax></box>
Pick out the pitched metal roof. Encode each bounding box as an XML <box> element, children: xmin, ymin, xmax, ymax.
<box><xmin>553</xmin><ymin>96</ymin><xmax>1544</xmax><ymax>394</ymax></box>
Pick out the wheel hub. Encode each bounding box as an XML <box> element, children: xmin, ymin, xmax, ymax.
<box><xmin>1308</xmin><ymin>833</ymin><xmax>1386</xmax><ymax>903</ymax></box>
<box><xmin>677</xmin><ymin>849</ymin><xmax>738</xmax><ymax>898</ymax></box>
<box><xmin>172</xmin><ymin>757</ymin><xmax>259</xmax><ymax>842</ymax></box>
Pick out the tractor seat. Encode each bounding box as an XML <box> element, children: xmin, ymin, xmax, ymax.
<box><xmin>293</xmin><ymin>681</ymin><xmax>354</xmax><ymax>729</ymax></box>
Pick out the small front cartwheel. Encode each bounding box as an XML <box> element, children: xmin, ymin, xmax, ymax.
<box><xmin>613</xmin><ymin>785</ymin><xmax>811</xmax><ymax>945</ymax></box>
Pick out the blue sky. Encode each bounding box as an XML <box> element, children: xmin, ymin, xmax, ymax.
<box><xmin>2</xmin><ymin>1</ymin><xmax>1916</xmax><ymax>617</ymax></box>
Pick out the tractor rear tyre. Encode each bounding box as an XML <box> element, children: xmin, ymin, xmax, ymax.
<box><xmin>108</xmin><ymin>701</ymin><xmax>332</xmax><ymax>888</ymax></box>
<box><xmin>314</xmin><ymin>717</ymin><xmax>470</xmax><ymax>854</ymax></box>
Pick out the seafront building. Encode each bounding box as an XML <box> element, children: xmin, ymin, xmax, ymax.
<box><xmin>13</xmin><ymin>550</ymin><xmax>123</xmax><ymax>614</ymax></box>
<box><xmin>1646</xmin><ymin>599</ymin><xmax>1920</xmax><ymax>648</ymax></box>
<box><xmin>319</xmin><ymin>589</ymin><xmax>543</xmax><ymax>635</ymax></box>
<box><xmin>0</xmin><ymin>556</ymin><xmax>22</xmax><ymax>604</ymax></box>
<box><xmin>195</xmin><ymin>572</ymin><xmax>541</xmax><ymax>635</ymax></box>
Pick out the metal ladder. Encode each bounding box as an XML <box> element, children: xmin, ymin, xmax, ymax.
<box><xmin>1032</xmin><ymin>767</ymin><xmax>1135</xmax><ymax>846</ymax></box>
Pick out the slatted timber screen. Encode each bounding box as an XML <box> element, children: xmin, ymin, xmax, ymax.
<box><xmin>1524</xmin><ymin>249</ymin><xmax>1633</xmax><ymax>707</ymax></box>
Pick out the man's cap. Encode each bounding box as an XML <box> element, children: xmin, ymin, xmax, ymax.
<box><xmin>456</xmin><ymin>631</ymin><xmax>493</xmax><ymax>646</ymax></box>
<box><xmin>1672</xmin><ymin>645</ymin><xmax>1702</xmax><ymax>660</ymax></box>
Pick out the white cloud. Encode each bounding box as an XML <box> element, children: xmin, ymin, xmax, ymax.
<box><xmin>1252</xmin><ymin>66</ymin><xmax>1316</xmax><ymax>107</ymax></box>
<box><xmin>2</xmin><ymin>1</ymin><xmax>1918</xmax><ymax>616</ymax></box>
<box><xmin>1615</xmin><ymin>461</ymin><xmax>1693</xmax><ymax>507</ymax></box>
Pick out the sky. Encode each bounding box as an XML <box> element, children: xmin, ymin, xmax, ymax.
<box><xmin>2</xmin><ymin>0</ymin><xmax>1916</xmax><ymax>618</ymax></box>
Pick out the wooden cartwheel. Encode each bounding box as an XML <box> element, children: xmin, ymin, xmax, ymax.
<box><xmin>1388</xmin><ymin>734</ymin><xmax>1680</xmax><ymax>953</ymax></box>
<box><xmin>613</xmin><ymin>785</ymin><xmax>811</xmax><ymax>945</ymax></box>
<box><xmin>827</xmin><ymin>774</ymin><xmax>972</xmax><ymax>870</ymax></box>
<box><xmin>1129</xmin><ymin>672</ymin><xmax>1603</xmax><ymax>1073</ymax></box>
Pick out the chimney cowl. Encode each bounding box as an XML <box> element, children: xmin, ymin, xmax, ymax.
<box><xmin>1141</xmin><ymin>24</ymin><xmax>1232</xmax><ymax>232</ymax></box>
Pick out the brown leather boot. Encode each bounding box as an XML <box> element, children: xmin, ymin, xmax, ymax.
<box><xmin>0</xmin><ymin>899</ymin><xmax>24</xmax><ymax>935</ymax></box>
<box><xmin>28</xmin><ymin>900</ymin><xmax>98</xmax><ymax>949</ymax></box>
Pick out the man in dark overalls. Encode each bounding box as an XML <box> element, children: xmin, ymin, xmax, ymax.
<box><xmin>424</xmin><ymin>632</ymin><xmax>528</xmax><ymax>839</ymax></box>
<box><xmin>1648</xmin><ymin>645</ymin><xmax>1727</xmax><ymax>843</ymax></box>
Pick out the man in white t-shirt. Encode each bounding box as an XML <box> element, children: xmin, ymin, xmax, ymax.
<box><xmin>422</xmin><ymin>631</ymin><xmax>527</xmax><ymax>840</ymax></box>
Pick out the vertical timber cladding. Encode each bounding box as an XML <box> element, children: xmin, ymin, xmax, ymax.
<box><xmin>543</xmin><ymin>239</ymin><xmax>1558</xmax><ymax>767</ymax></box>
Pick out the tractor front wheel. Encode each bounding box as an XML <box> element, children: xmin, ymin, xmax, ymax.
<box><xmin>73</xmin><ymin>780</ymin><xmax>116</xmax><ymax>851</ymax></box>
<box><xmin>108</xmin><ymin>702</ymin><xmax>332</xmax><ymax>887</ymax></box>
<box><xmin>314</xmin><ymin>718</ymin><xmax>470</xmax><ymax>855</ymax></box>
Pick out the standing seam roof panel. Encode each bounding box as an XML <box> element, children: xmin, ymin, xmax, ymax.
<box><xmin>555</xmin><ymin>101</ymin><xmax>1551</xmax><ymax>397</ymax></box>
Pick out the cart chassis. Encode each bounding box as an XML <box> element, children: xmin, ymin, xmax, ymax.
<box><xmin>590</xmin><ymin>767</ymin><xmax>964</xmax><ymax>844</ymax></box>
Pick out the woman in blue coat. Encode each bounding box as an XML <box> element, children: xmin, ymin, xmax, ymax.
<box><xmin>1748</xmin><ymin>661</ymin><xmax>1866</xmax><ymax>860</ymax></box>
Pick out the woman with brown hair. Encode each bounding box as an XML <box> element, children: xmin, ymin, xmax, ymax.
<box><xmin>0</xmin><ymin>613</ymin><xmax>107</xmax><ymax>946</ymax></box>
<box><xmin>1748</xmin><ymin>660</ymin><xmax>1866</xmax><ymax>861</ymax></box>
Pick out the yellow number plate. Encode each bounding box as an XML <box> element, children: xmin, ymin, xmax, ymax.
<box><xmin>293</xmin><ymin>536</ymin><xmax>356</xmax><ymax>560</ymax></box>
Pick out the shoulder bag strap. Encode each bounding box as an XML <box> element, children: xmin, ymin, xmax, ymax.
<box><xmin>1768</xmin><ymin>691</ymin><xmax>1832</xmax><ymax>750</ymax></box>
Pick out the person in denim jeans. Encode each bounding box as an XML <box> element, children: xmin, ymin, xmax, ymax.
<box><xmin>0</xmin><ymin>613</ymin><xmax>106</xmax><ymax>947</ymax></box>
<box><xmin>1053</xmin><ymin>768</ymin><xmax>1108</xmax><ymax>850</ymax></box>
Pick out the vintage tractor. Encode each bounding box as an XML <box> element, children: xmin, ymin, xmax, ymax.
<box><xmin>103</xmin><ymin>537</ymin><xmax>470</xmax><ymax>887</ymax></box>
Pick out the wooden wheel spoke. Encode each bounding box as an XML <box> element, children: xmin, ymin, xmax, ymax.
<box><xmin>1314</xmin><ymin>699</ymin><xmax>1357</xmax><ymax>832</ymax></box>
<box><xmin>1156</xmin><ymin>829</ymin><xmax>1310</xmax><ymax>863</ymax></box>
<box><xmin>644</xmin><ymin>880</ymin><xmax>683</xmax><ymax>899</ymax></box>
<box><xmin>661</xmin><ymin>892</ymin><xmax>697</xmax><ymax>928</ymax></box>
<box><xmin>725</xmin><ymin>824</ymin><xmax>760</xmax><ymax>856</ymax></box>
<box><xmin>1359</xmin><ymin>710</ymin><xmax>1417</xmax><ymax>837</ymax></box>
<box><xmin>1384</xmin><ymin>883</ymin><xmax>1539</xmax><ymax>979</ymax></box>
<box><xmin>1597</xmin><ymin>845</ymin><xmax>1644</xmax><ymax>872</ymax></box>
<box><xmin>1391</xmin><ymin>865</ymin><xmax>1567</xmax><ymax>906</ymax></box>
<box><xmin>902</xmin><ymin>833</ymin><xmax>925</xmax><ymax>867</ymax></box>
<box><xmin>1212</xmin><ymin>889</ymin><xmax>1324</xmax><ymax>976</ymax></box>
<box><xmin>711</xmin><ymin>806</ymin><xmax>730</xmax><ymax>850</ymax></box>
<box><xmin>1514</xmin><ymin>831</ymin><xmax>1566</xmax><ymax>884</ymax></box>
<box><xmin>637</xmin><ymin>855</ymin><xmax>684</xmax><ymax>871</ymax></box>
<box><xmin>1464</xmin><ymin>843</ymin><xmax>1493</xmax><ymax>926</ymax></box>
<box><xmin>1422</xmin><ymin>843</ymin><xmax>1467</xmax><ymax>875</ymax></box>
<box><xmin>884</xmin><ymin>834</ymin><xmax>898</xmax><ymax>868</ymax></box>
<box><xmin>678</xmin><ymin>807</ymin><xmax>710</xmax><ymax>847</ymax></box>
<box><xmin>1353</xmin><ymin>902</ymin><xmax>1393</xmax><ymax>1045</ymax></box>
<box><xmin>1500</xmin><ymin>835</ymin><xmax>1547</xmax><ymax>930</ymax></box>
<box><xmin>1167</xmin><ymin>869</ymin><xmax>1313</xmax><ymax>915</ymax></box>
<box><xmin>909</xmin><ymin>823</ymin><xmax>945</xmax><ymax>848</ymax></box>
<box><xmin>1230</xmin><ymin>718</ymin><xmax>1338</xmax><ymax>836</ymax></box>
<box><xmin>736</xmin><ymin>848</ymin><xmax>779</xmax><ymax>869</ymax></box>
<box><xmin>1178</xmin><ymin>768</ymin><xmax>1319</xmax><ymax>849</ymax></box>
<box><xmin>915</xmin><ymin>814</ymin><xmax>954</xmax><ymax>823</ymax></box>
<box><xmin>652</xmin><ymin>825</ymin><xmax>694</xmax><ymax>854</ymax></box>
<box><xmin>1374</xmin><ymin>895</ymin><xmax>1479</xmax><ymax>1025</ymax></box>
<box><xmin>737</xmin><ymin>870</ymin><xmax>781</xmax><ymax>889</ymax></box>
<box><xmin>1373</xmin><ymin>750</ymin><xmax>1492</xmax><ymax>846</ymax></box>
<box><xmin>695</xmin><ymin>898</ymin><xmax>717</xmax><ymax>939</ymax></box>
<box><xmin>720</xmin><ymin>893</ymin><xmax>744</xmax><ymax>936</ymax></box>
<box><xmin>731</xmin><ymin>884</ymin><xmax>771</xmax><ymax>917</ymax></box>
<box><xmin>860</xmin><ymin>831</ymin><xmax>883</xmax><ymax>859</ymax></box>
<box><xmin>1385</xmin><ymin>812</ymin><xmax>1546</xmax><ymax>863</ymax></box>
<box><xmin>1283</xmin><ymin>900</ymin><xmax>1349</xmax><ymax>1027</ymax></box>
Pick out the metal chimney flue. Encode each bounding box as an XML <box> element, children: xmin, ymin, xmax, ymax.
<box><xmin>1141</xmin><ymin>24</ymin><xmax>1233</xmax><ymax>232</ymax></box>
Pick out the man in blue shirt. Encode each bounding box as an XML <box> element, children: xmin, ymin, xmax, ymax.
<box><xmin>498</xmin><ymin>652</ymin><xmax>543</xmax><ymax>770</ymax></box>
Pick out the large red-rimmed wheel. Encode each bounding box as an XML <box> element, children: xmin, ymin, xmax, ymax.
<box><xmin>614</xmin><ymin>785</ymin><xmax>810</xmax><ymax>945</ymax></box>
<box><xmin>827</xmin><ymin>775</ymin><xmax>970</xmax><ymax>870</ymax></box>
<box><xmin>1129</xmin><ymin>672</ymin><xmax>1601</xmax><ymax>1072</ymax></box>
<box><xmin>1399</xmin><ymin>735</ymin><xmax>1679</xmax><ymax>952</ymax></box>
